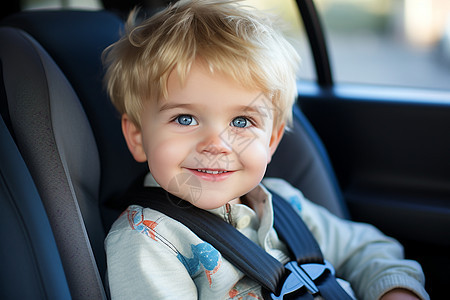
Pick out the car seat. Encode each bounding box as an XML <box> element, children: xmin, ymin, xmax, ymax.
<box><xmin>0</xmin><ymin>9</ymin><xmax>348</xmax><ymax>300</ymax></box>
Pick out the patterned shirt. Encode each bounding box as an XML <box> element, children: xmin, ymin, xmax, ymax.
<box><xmin>105</xmin><ymin>176</ymin><xmax>428</xmax><ymax>300</ymax></box>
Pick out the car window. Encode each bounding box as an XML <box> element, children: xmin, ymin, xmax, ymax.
<box><xmin>315</xmin><ymin>0</ymin><xmax>450</xmax><ymax>90</ymax></box>
<box><xmin>242</xmin><ymin>0</ymin><xmax>316</xmax><ymax>82</ymax></box>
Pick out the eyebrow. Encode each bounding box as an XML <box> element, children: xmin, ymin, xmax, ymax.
<box><xmin>158</xmin><ymin>102</ymin><xmax>194</xmax><ymax>112</ymax></box>
<box><xmin>237</xmin><ymin>104</ymin><xmax>273</xmax><ymax>119</ymax></box>
<box><xmin>237</xmin><ymin>105</ymin><xmax>262</xmax><ymax>114</ymax></box>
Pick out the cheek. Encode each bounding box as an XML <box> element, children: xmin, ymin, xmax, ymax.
<box><xmin>238</xmin><ymin>139</ymin><xmax>270</xmax><ymax>176</ymax></box>
<box><xmin>145</xmin><ymin>137</ymin><xmax>187</xmax><ymax>187</ymax></box>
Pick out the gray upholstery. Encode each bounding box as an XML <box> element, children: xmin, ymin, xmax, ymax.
<box><xmin>1</xmin><ymin>10</ymin><xmax>149</xmax><ymax>230</ymax></box>
<box><xmin>266</xmin><ymin>106</ymin><xmax>349</xmax><ymax>218</ymax></box>
<box><xmin>0</xmin><ymin>27</ymin><xmax>106</xmax><ymax>299</ymax></box>
<box><xmin>0</xmin><ymin>114</ymin><xmax>71</xmax><ymax>300</ymax></box>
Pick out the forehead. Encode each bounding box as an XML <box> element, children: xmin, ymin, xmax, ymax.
<box><xmin>162</xmin><ymin>62</ymin><xmax>263</xmax><ymax>107</ymax></box>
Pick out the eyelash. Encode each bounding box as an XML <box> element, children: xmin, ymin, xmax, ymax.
<box><xmin>171</xmin><ymin>114</ymin><xmax>198</xmax><ymax>126</ymax></box>
<box><xmin>231</xmin><ymin>115</ymin><xmax>256</xmax><ymax>128</ymax></box>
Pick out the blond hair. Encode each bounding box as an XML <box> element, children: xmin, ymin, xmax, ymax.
<box><xmin>103</xmin><ymin>0</ymin><xmax>300</xmax><ymax>128</ymax></box>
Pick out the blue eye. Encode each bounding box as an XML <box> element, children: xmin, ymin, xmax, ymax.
<box><xmin>231</xmin><ymin>117</ymin><xmax>250</xmax><ymax>128</ymax></box>
<box><xmin>175</xmin><ymin>115</ymin><xmax>198</xmax><ymax>126</ymax></box>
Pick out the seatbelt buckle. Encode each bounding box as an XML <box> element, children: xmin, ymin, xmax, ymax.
<box><xmin>270</xmin><ymin>260</ymin><xmax>335</xmax><ymax>299</ymax></box>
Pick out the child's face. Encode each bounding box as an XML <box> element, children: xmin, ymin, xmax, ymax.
<box><xmin>123</xmin><ymin>62</ymin><xmax>284</xmax><ymax>209</ymax></box>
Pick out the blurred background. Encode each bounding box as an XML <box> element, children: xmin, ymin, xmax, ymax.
<box><xmin>21</xmin><ymin>0</ymin><xmax>450</xmax><ymax>90</ymax></box>
<box><xmin>244</xmin><ymin>0</ymin><xmax>450</xmax><ymax>90</ymax></box>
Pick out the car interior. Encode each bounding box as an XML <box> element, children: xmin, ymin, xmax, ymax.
<box><xmin>0</xmin><ymin>0</ymin><xmax>448</xmax><ymax>299</ymax></box>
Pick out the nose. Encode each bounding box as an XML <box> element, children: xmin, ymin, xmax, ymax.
<box><xmin>196</xmin><ymin>127</ymin><xmax>233</xmax><ymax>155</ymax></box>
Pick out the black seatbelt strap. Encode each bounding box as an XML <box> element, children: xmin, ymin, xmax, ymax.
<box><xmin>271</xmin><ymin>192</ymin><xmax>353</xmax><ymax>299</ymax></box>
<box><xmin>125</xmin><ymin>186</ymin><xmax>352</xmax><ymax>299</ymax></box>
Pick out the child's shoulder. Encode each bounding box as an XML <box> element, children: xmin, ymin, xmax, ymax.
<box><xmin>262</xmin><ymin>177</ymin><xmax>299</xmax><ymax>194</ymax></box>
<box><xmin>262</xmin><ymin>177</ymin><xmax>306</xmax><ymax>214</ymax></box>
<box><xmin>108</xmin><ymin>205</ymin><xmax>168</xmax><ymax>236</ymax></box>
<box><xmin>108</xmin><ymin>204</ymin><xmax>206</xmax><ymax>247</ymax></box>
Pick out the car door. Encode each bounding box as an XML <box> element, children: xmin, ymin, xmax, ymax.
<box><xmin>294</xmin><ymin>0</ymin><xmax>449</xmax><ymax>298</ymax></box>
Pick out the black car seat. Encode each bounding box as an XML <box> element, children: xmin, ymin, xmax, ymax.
<box><xmin>0</xmin><ymin>9</ymin><xmax>348</xmax><ymax>300</ymax></box>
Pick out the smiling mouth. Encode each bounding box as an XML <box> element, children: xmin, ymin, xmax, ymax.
<box><xmin>196</xmin><ymin>169</ymin><xmax>229</xmax><ymax>175</ymax></box>
<box><xmin>187</xmin><ymin>168</ymin><xmax>234</xmax><ymax>181</ymax></box>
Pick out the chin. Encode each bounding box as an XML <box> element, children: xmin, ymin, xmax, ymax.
<box><xmin>190</xmin><ymin>198</ymin><xmax>229</xmax><ymax>210</ymax></box>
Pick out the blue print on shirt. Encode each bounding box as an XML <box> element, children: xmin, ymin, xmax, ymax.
<box><xmin>177</xmin><ymin>242</ymin><xmax>221</xmax><ymax>285</ymax></box>
<box><xmin>286</xmin><ymin>195</ymin><xmax>302</xmax><ymax>213</ymax></box>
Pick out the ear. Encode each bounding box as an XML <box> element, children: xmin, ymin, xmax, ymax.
<box><xmin>267</xmin><ymin>123</ymin><xmax>285</xmax><ymax>164</ymax></box>
<box><xmin>122</xmin><ymin>114</ymin><xmax>147</xmax><ymax>162</ymax></box>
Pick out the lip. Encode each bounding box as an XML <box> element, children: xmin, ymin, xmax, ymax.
<box><xmin>186</xmin><ymin>168</ymin><xmax>235</xmax><ymax>182</ymax></box>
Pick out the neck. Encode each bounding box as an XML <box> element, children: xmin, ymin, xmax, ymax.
<box><xmin>228</xmin><ymin>197</ymin><xmax>242</xmax><ymax>205</ymax></box>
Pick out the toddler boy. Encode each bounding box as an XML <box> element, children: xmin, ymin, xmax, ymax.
<box><xmin>103</xmin><ymin>1</ymin><xmax>428</xmax><ymax>299</ymax></box>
